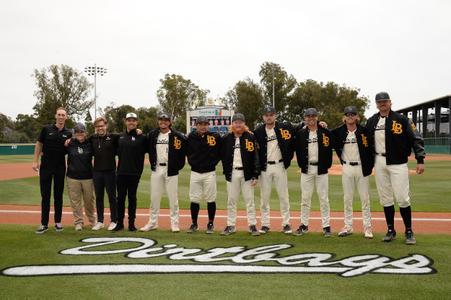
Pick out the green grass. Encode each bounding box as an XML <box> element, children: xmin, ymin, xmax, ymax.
<box><xmin>1</xmin><ymin>157</ymin><xmax>450</xmax><ymax>212</ymax></box>
<box><xmin>0</xmin><ymin>225</ymin><xmax>450</xmax><ymax>299</ymax></box>
<box><xmin>0</xmin><ymin>154</ymin><xmax>35</xmax><ymax>164</ymax></box>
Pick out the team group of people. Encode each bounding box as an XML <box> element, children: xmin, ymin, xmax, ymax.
<box><xmin>32</xmin><ymin>91</ymin><xmax>425</xmax><ymax>245</ymax></box>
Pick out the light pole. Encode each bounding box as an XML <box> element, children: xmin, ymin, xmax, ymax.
<box><xmin>271</xmin><ymin>67</ymin><xmax>275</xmax><ymax>108</ymax></box>
<box><xmin>84</xmin><ymin>64</ymin><xmax>107</xmax><ymax>119</ymax></box>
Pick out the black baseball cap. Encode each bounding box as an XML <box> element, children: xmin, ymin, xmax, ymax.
<box><xmin>304</xmin><ymin>108</ymin><xmax>318</xmax><ymax>117</ymax></box>
<box><xmin>263</xmin><ymin>106</ymin><xmax>276</xmax><ymax>114</ymax></box>
<box><xmin>375</xmin><ymin>92</ymin><xmax>390</xmax><ymax>102</ymax></box>
<box><xmin>158</xmin><ymin>112</ymin><xmax>172</xmax><ymax>121</ymax></box>
<box><xmin>74</xmin><ymin>123</ymin><xmax>86</xmax><ymax>133</ymax></box>
<box><xmin>232</xmin><ymin>113</ymin><xmax>245</xmax><ymax>122</ymax></box>
<box><xmin>195</xmin><ymin>116</ymin><xmax>209</xmax><ymax>124</ymax></box>
<box><xmin>344</xmin><ymin>106</ymin><xmax>358</xmax><ymax>115</ymax></box>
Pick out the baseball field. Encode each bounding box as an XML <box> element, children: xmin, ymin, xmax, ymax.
<box><xmin>1</xmin><ymin>154</ymin><xmax>451</xmax><ymax>299</ymax></box>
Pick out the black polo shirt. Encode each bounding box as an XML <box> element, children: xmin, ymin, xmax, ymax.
<box><xmin>38</xmin><ymin>124</ymin><xmax>72</xmax><ymax>168</ymax></box>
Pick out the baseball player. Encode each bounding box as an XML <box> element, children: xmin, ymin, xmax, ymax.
<box><xmin>220</xmin><ymin>113</ymin><xmax>260</xmax><ymax>236</ymax></box>
<box><xmin>332</xmin><ymin>106</ymin><xmax>374</xmax><ymax>239</ymax></box>
<box><xmin>254</xmin><ymin>106</ymin><xmax>294</xmax><ymax>234</ymax></box>
<box><xmin>114</xmin><ymin>112</ymin><xmax>148</xmax><ymax>232</ymax></box>
<box><xmin>294</xmin><ymin>108</ymin><xmax>333</xmax><ymax>237</ymax></box>
<box><xmin>186</xmin><ymin>116</ymin><xmax>221</xmax><ymax>234</ymax></box>
<box><xmin>33</xmin><ymin>107</ymin><xmax>72</xmax><ymax>234</ymax></box>
<box><xmin>140</xmin><ymin>113</ymin><xmax>186</xmax><ymax>233</ymax></box>
<box><xmin>365</xmin><ymin>92</ymin><xmax>425</xmax><ymax>245</ymax></box>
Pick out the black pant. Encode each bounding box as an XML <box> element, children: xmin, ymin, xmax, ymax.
<box><xmin>93</xmin><ymin>170</ymin><xmax>118</xmax><ymax>223</ymax></box>
<box><xmin>39</xmin><ymin>165</ymin><xmax>65</xmax><ymax>226</ymax></box>
<box><xmin>116</xmin><ymin>174</ymin><xmax>140</xmax><ymax>225</ymax></box>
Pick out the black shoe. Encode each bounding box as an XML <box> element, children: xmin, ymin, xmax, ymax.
<box><xmin>206</xmin><ymin>222</ymin><xmax>214</xmax><ymax>234</ymax></box>
<box><xmin>405</xmin><ymin>230</ymin><xmax>416</xmax><ymax>245</ymax></box>
<box><xmin>282</xmin><ymin>224</ymin><xmax>292</xmax><ymax>234</ymax></box>
<box><xmin>259</xmin><ymin>226</ymin><xmax>270</xmax><ymax>234</ymax></box>
<box><xmin>128</xmin><ymin>225</ymin><xmax>137</xmax><ymax>232</ymax></box>
<box><xmin>293</xmin><ymin>224</ymin><xmax>308</xmax><ymax>236</ymax></box>
<box><xmin>187</xmin><ymin>224</ymin><xmax>198</xmax><ymax>233</ymax></box>
<box><xmin>35</xmin><ymin>225</ymin><xmax>48</xmax><ymax>234</ymax></box>
<box><xmin>113</xmin><ymin>224</ymin><xmax>124</xmax><ymax>232</ymax></box>
<box><xmin>323</xmin><ymin>226</ymin><xmax>332</xmax><ymax>237</ymax></box>
<box><xmin>249</xmin><ymin>225</ymin><xmax>260</xmax><ymax>236</ymax></box>
<box><xmin>220</xmin><ymin>226</ymin><xmax>236</xmax><ymax>236</ymax></box>
<box><xmin>54</xmin><ymin>224</ymin><xmax>64</xmax><ymax>232</ymax></box>
<box><xmin>382</xmin><ymin>229</ymin><xmax>396</xmax><ymax>242</ymax></box>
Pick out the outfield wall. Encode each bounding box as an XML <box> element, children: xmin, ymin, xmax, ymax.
<box><xmin>0</xmin><ymin>144</ymin><xmax>35</xmax><ymax>155</ymax></box>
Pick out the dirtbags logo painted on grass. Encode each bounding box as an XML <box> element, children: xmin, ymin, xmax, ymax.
<box><xmin>2</xmin><ymin>237</ymin><xmax>436</xmax><ymax>277</ymax></box>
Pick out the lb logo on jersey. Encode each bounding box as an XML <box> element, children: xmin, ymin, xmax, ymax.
<box><xmin>207</xmin><ymin>135</ymin><xmax>216</xmax><ymax>146</ymax></box>
<box><xmin>361</xmin><ymin>134</ymin><xmax>368</xmax><ymax>147</ymax></box>
<box><xmin>279</xmin><ymin>129</ymin><xmax>291</xmax><ymax>140</ymax></box>
<box><xmin>391</xmin><ymin>121</ymin><xmax>403</xmax><ymax>135</ymax></box>
<box><xmin>245</xmin><ymin>139</ymin><xmax>254</xmax><ymax>152</ymax></box>
<box><xmin>174</xmin><ymin>137</ymin><xmax>182</xmax><ymax>149</ymax></box>
<box><xmin>322</xmin><ymin>134</ymin><xmax>329</xmax><ymax>147</ymax></box>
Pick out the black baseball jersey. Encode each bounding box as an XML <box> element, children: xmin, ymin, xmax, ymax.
<box><xmin>37</xmin><ymin>124</ymin><xmax>72</xmax><ymax>168</ymax></box>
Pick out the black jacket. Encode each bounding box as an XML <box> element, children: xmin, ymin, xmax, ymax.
<box><xmin>220</xmin><ymin>131</ymin><xmax>260</xmax><ymax>182</ymax></box>
<box><xmin>187</xmin><ymin>131</ymin><xmax>221</xmax><ymax>173</ymax></box>
<box><xmin>331</xmin><ymin>124</ymin><xmax>374</xmax><ymax>177</ymax></box>
<box><xmin>116</xmin><ymin>129</ymin><xmax>147</xmax><ymax>176</ymax></box>
<box><xmin>89</xmin><ymin>133</ymin><xmax>119</xmax><ymax>172</ymax></box>
<box><xmin>294</xmin><ymin>125</ymin><xmax>333</xmax><ymax>175</ymax></box>
<box><xmin>253</xmin><ymin>122</ymin><xmax>295</xmax><ymax>171</ymax></box>
<box><xmin>365</xmin><ymin>110</ymin><xmax>425</xmax><ymax>165</ymax></box>
<box><xmin>66</xmin><ymin>139</ymin><xmax>93</xmax><ymax>180</ymax></box>
<box><xmin>148</xmin><ymin>129</ymin><xmax>186</xmax><ymax>176</ymax></box>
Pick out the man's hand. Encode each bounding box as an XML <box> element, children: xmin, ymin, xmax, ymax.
<box><xmin>136</xmin><ymin>129</ymin><xmax>143</xmax><ymax>135</ymax></box>
<box><xmin>416</xmin><ymin>163</ymin><xmax>424</xmax><ymax>175</ymax></box>
<box><xmin>250</xmin><ymin>178</ymin><xmax>258</xmax><ymax>187</ymax></box>
<box><xmin>319</xmin><ymin>121</ymin><xmax>328</xmax><ymax>128</ymax></box>
<box><xmin>32</xmin><ymin>162</ymin><xmax>40</xmax><ymax>172</ymax></box>
<box><xmin>64</xmin><ymin>138</ymin><xmax>72</xmax><ymax>147</ymax></box>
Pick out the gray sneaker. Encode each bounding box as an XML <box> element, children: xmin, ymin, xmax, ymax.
<box><xmin>293</xmin><ymin>224</ymin><xmax>308</xmax><ymax>236</ymax></box>
<box><xmin>323</xmin><ymin>226</ymin><xmax>332</xmax><ymax>237</ymax></box>
<box><xmin>221</xmin><ymin>226</ymin><xmax>236</xmax><ymax>236</ymax></box>
<box><xmin>383</xmin><ymin>230</ymin><xmax>397</xmax><ymax>242</ymax></box>
<box><xmin>35</xmin><ymin>225</ymin><xmax>48</xmax><ymax>234</ymax></box>
<box><xmin>206</xmin><ymin>222</ymin><xmax>214</xmax><ymax>234</ymax></box>
<box><xmin>282</xmin><ymin>224</ymin><xmax>292</xmax><ymax>234</ymax></box>
<box><xmin>405</xmin><ymin>231</ymin><xmax>416</xmax><ymax>245</ymax></box>
<box><xmin>187</xmin><ymin>224</ymin><xmax>198</xmax><ymax>233</ymax></box>
<box><xmin>249</xmin><ymin>225</ymin><xmax>260</xmax><ymax>236</ymax></box>
<box><xmin>259</xmin><ymin>226</ymin><xmax>270</xmax><ymax>234</ymax></box>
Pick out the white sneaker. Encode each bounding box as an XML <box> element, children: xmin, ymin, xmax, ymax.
<box><xmin>364</xmin><ymin>228</ymin><xmax>374</xmax><ymax>239</ymax></box>
<box><xmin>75</xmin><ymin>224</ymin><xmax>83</xmax><ymax>231</ymax></box>
<box><xmin>171</xmin><ymin>227</ymin><xmax>180</xmax><ymax>233</ymax></box>
<box><xmin>107</xmin><ymin>222</ymin><xmax>117</xmax><ymax>231</ymax></box>
<box><xmin>338</xmin><ymin>227</ymin><xmax>353</xmax><ymax>237</ymax></box>
<box><xmin>92</xmin><ymin>222</ymin><xmax>104</xmax><ymax>231</ymax></box>
<box><xmin>139</xmin><ymin>223</ymin><xmax>158</xmax><ymax>232</ymax></box>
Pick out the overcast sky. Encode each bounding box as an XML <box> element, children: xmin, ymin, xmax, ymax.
<box><xmin>1</xmin><ymin>0</ymin><xmax>451</xmax><ymax>119</ymax></box>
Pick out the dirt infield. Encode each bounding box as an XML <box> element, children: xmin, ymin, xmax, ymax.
<box><xmin>0</xmin><ymin>204</ymin><xmax>449</xmax><ymax>235</ymax></box>
<box><xmin>0</xmin><ymin>163</ymin><xmax>36</xmax><ymax>180</ymax></box>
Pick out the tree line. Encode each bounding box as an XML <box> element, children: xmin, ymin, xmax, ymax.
<box><xmin>0</xmin><ymin>63</ymin><xmax>369</xmax><ymax>143</ymax></box>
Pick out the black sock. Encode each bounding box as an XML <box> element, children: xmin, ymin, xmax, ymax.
<box><xmin>207</xmin><ymin>202</ymin><xmax>216</xmax><ymax>224</ymax></box>
<box><xmin>190</xmin><ymin>202</ymin><xmax>200</xmax><ymax>225</ymax></box>
<box><xmin>399</xmin><ymin>206</ymin><xmax>412</xmax><ymax>232</ymax></box>
<box><xmin>383</xmin><ymin>205</ymin><xmax>395</xmax><ymax>231</ymax></box>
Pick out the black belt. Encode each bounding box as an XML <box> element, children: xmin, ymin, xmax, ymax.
<box><xmin>159</xmin><ymin>163</ymin><xmax>167</xmax><ymax>166</ymax></box>
<box><xmin>267</xmin><ymin>159</ymin><xmax>283</xmax><ymax>165</ymax></box>
<box><xmin>376</xmin><ymin>153</ymin><xmax>386</xmax><ymax>157</ymax></box>
<box><xmin>309</xmin><ymin>162</ymin><xmax>318</xmax><ymax>166</ymax></box>
<box><xmin>234</xmin><ymin>167</ymin><xmax>244</xmax><ymax>170</ymax></box>
<box><xmin>343</xmin><ymin>160</ymin><xmax>360</xmax><ymax>166</ymax></box>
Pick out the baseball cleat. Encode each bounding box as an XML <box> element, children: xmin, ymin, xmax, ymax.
<box><xmin>35</xmin><ymin>225</ymin><xmax>48</xmax><ymax>234</ymax></box>
<box><xmin>282</xmin><ymin>224</ymin><xmax>292</xmax><ymax>234</ymax></box>
<box><xmin>187</xmin><ymin>224</ymin><xmax>198</xmax><ymax>233</ymax></box>
<box><xmin>338</xmin><ymin>227</ymin><xmax>353</xmax><ymax>237</ymax></box>
<box><xmin>54</xmin><ymin>224</ymin><xmax>64</xmax><ymax>232</ymax></box>
<box><xmin>92</xmin><ymin>222</ymin><xmax>104</xmax><ymax>231</ymax></box>
<box><xmin>139</xmin><ymin>223</ymin><xmax>158</xmax><ymax>232</ymax></box>
<box><xmin>382</xmin><ymin>230</ymin><xmax>396</xmax><ymax>242</ymax></box>
<box><xmin>405</xmin><ymin>231</ymin><xmax>417</xmax><ymax>245</ymax></box>
<box><xmin>364</xmin><ymin>228</ymin><xmax>374</xmax><ymax>239</ymax></box>
<box><xmin>171</xmin><ymin>227</ymin><xmax>180</xmax><ymax>233</ymax></box>
<box><xmin>206</xmin><ymin>222</ymin><xmax>214</xmax><ymax>234</ymax></box>
<box><xmin>220</xmin><ymin>226</ymin><xmax>236</xmax><ymax>236</ymax></box>
<box><xmin>259</xmin><ymin>226</ymin><xmax>270</xmax><ymax>234</ymax></box>
<box><xmin>112</xmin><ymin>224</ymin><xmax>124</xmax><ymax>232</ymax></box>
<box><xmin>75</xmin><ymin>224</ymin><xmax>83</xmax><ymax>231</ymax></box>
<box><xmin>293</xmin><ymin>224</ymin><xmax>308</xmax><ymax>236</ymax></box>
<box><xmin>323</xmin><ymin>226</ymin><xmax>332</xmax><ymax>237</ymax></box>
<box><xmin>249</xmin><ymin>225</ymin><xmax>260</xmax><ymax>236</ymax></box>
<box><xmin>128</xmin><ymin>224</ymin><xmax>137</xmax><ymax>232</ymax></box>
<box><xmin>107</xmin><ymin>222</ymin><xmax>117</xmax><ymax>231</ymax></box>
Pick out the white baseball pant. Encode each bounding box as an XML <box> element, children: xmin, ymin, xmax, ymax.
<box><xmin>260</xmin><ymin>163</ymin><xmax>290</xmax><ymax>227</ymax></box>
<box><xmin>374</xmin><ymin>155</ymin><xmax>411</xmax><ymax>208</ymax></box>
<box><xmin>341</xmin><ymin>163</ymin><xmax>371</xmax><ymax>230</ymax></box>
<box><xmin>300</xmin><ymin>165</ymin><xmax>330</xmax><ymax>228</ymax></box>
<box><xmin>226</xmin><ymin>170</ymin><xmax>257</xmax><ymax>227</ymax></box>
<box><xmin>189</xmin><ymin>171</ymin><xmax>217</xmax><ymax>203</ymax></box>
<box><xmin>148</xmin><ymin>166</ymin><xmax>179</xmax><ymax>229</ymax></box>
